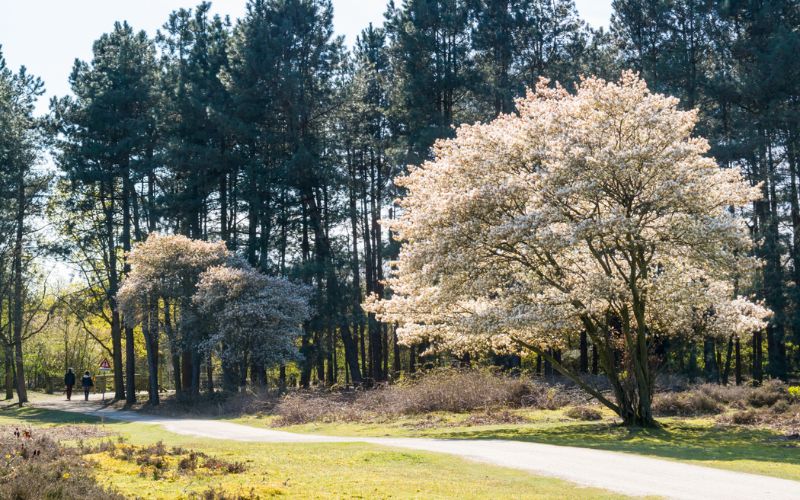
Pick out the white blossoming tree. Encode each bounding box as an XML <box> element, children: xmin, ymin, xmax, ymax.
<box><xmin>369</xmin><ymin>72</ymin><xmax>769</xmax><ymax>426</ymax></box>
<box><xmin>119</xmin><ymin>233</ymin><xmax>311</xmax><ymax>402</ymax></box>
<box><xmin>194</xmin><ymin>266</ymin><xmax>312</xmax><ymax>392</ymax></box>
<box><xmin>118</xmin><ymin>234</ymin><xmax>231</xmax><ymax>403</ymax></box>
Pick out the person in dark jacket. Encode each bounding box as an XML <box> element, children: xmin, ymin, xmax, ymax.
<box><xmin>81</xmin><ymin>371</ymin><xmax>94</xmax><ymax>401</ymax></box>
<box><xmin>64</xmin><ymin>368</ymin><xmax>76</xmax><ymax>401</ymax></box>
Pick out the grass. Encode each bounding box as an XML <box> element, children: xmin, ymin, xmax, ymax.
<box><xmin>231</xmin><ymin>408</ymin><xmax>800</xmax><ymax>482</ymax></box>
<box><xmin>0</xmin><ymin>406</ymin><xmax>625</xmax><ymax>499</ymax></box>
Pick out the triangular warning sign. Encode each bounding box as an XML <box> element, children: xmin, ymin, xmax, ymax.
<box><xmin>99</xmin><ymin>359</ymin><xmax>111</xmax><ymax>370</ymax></box>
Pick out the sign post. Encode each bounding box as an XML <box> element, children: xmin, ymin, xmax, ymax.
<box><xmin>99</xmin><ymin>359</ymin><xmax>111</xmax><ymax>401</ymax></box>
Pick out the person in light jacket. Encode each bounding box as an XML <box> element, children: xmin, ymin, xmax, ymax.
<box><xmin>81</xmin><ymin>371</ymin><xmax>94</xmax><ymax>401</ymax></box>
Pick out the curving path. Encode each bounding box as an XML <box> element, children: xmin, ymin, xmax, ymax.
<box><xmin>33</xmin><ymin>395</ymin><xmax>800</xmax><ymax>500</ymax></box>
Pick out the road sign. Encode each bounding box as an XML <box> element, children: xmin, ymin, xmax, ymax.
<box><xmin>99</xmin><ymin>358</ymin><xmax>111</xmax><ymax>371</ymax></box>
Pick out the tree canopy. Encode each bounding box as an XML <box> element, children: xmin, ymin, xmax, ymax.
<box><xmin>370</xmin><ymin>73</ymin><xmax>769</xmax><ymax>425</ymax></box>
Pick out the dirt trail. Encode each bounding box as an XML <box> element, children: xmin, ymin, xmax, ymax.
<box><xmin>33</xmin><ymin>395</ymin><xmax>800</xmax><ymax>500</ymax></box>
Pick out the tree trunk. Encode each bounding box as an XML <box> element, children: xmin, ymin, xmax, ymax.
<box><xmin>579</xmin><ymin>331</ymin><xmax>589</xmax><ymax>373</ymax></box>
<box><xmin>703</xmin><ymin>338</ymin><xmax>719</xmax><ymax>383</ymax></box>
<box><xmin>4</xmin><ymin>343</ymin><xmax>13</xmax><ymax>400</ymax></box>
<box><xmin>122</xmin><ymin>171</ymin><xmax>136</xmax><ymax>404</ymax></box>
<box><xmin>722</xmin><ymin>336</ymin><xmax>734</xmax><ymax>385</ymax></box>
<box><xmin>752</xmin><ymin>331</ymin><xmax>763</xmax><ymax>385</ymax></box>
<box><xmin>103</xmin><ymin>185</ymin><xmax>125</xmax><ymax>401</ymax></box>
<box><xmin>163</xmin><ymin>301</ymin><xmax>181</xmax><ymax>393</ymax></box>
<box><xmin>206</xmin><ymin>353</ymin><xmax>214</xmax><ymax>393</ymax></box>
<box><xmin>142</xmin><ymin>298</ymin><xmax>160</xmax><ymax>405</ymax></box>
<box><xmin>392</xmin><ymin>329</ymin><xmax>401</xmax><ymax>379</ymax></box>
<box><xmin>13</xmin><ymin>166</ymin><xmax>27</xmax><ymax>405</ymax></box>
<box><xmin>735</xmin><ymin>337</ymin><xmax>742</xmax><ymax>386</ymax></box>
<box><xmin>221</xmin><ymin>356</ymin><xmax>238</xmax><ymax>393</ymax></box>
<box><xmin>181</xmin><ymin>350</ymin><xmax>193</xmax><ymax>393</ymax></box>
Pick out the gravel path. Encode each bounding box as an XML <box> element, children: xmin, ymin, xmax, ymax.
<box><xmin>33</xmin><ymin>395</ymin><xmax>800</xmax><ymax>500</ymax></box>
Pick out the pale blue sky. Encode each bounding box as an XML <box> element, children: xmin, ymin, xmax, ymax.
<box><xmin>0</xmin><ymin>1</ymin><xmax>612</xmax><ymax>114</ymax></box>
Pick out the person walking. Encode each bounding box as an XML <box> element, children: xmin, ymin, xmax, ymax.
<box><xmin>81</xmin><ymin>371</ymin><xmax>94</xmax><ymax>401</ymax></box>
<box><xmin>64</xmin><ymin>368</ymin><xmax>76</xmax><ymax>401</ymax></box>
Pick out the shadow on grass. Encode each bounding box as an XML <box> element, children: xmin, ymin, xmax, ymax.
<box><xmin>0</xmin><ymin>406</ymin><xmax>103</xmax><ymax>425</ymax></box>
<box><xmin>433</xmin><ymin>420</ymin><xmax>800</xmax><ymax>466</ymax></box>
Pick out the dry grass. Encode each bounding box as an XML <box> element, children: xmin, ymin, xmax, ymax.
<box><xmin>270</xmin><ymin>369</ymin><xmax>587</xmax><ymax>426</ymax></box>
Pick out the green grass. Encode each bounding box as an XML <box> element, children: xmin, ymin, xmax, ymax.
<box><xmin>232</xmin><ymin>408</ymin><xmax>800</xmax><ymax>482</ymax></box>
<box><xmin>0</xmin><ymin>406</ymin><xmax>625</xmax><ymax>499</ymax></box>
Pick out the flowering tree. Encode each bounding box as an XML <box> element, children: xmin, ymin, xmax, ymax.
<box><xmin>119</xmin><ymin>233</ymin><xmax>312</xmax><ymax>401</ymax></box>
<box><xmin>369</xmin><ymin>73</ymin><xmax>768</xmax><ymax>426</ymax></box>
<box><xmin>194</xmin><ymin>266</ymin><xmax>312</xmax><ymax>392</ymax></box>
<box><xmin>118</xmin><ymin>234</ymin><xmax>230</xmax><ymax>402</ymax></box>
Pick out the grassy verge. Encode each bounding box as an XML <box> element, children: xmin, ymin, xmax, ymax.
<box><xmin>0</xmin><ymin>406</ymin><xmax>624</xmax><ymax>499</ymax></box>
<box><xmin>231</xmin><ymin>408</ymin><xmax>800</xmax><ymax>482</ymax></box>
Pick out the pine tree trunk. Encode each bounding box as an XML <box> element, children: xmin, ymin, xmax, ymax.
<box><xmin>13</xmin><ymin>165</ymin><xmax>27</xmax><ymax>405</ymax></box>
<box><xmin>122</xmin><ymin>171</ymin><xmax>136</xmax><ymax>404</ymax></box>
<box><xmin>103</xmin><ymin>185</ymin><xmax>125</xmax><ymax>401</ymax></box>
<box><xmin>142</xmin><ymin>297</ymin><xmax>160</xmax><ymax>405</ymax></box>
<box><xmin>722</xmin><ymin>336</ymin><xmax>734</xmax><ymax>385</ymax></box>
<box><xmin>4</xmin><ymin>343</ymin><xmax>13</xmax><ymax>400</ymax></box>
<box><xmin>206</xmin><ymin>353</ymin><xmax>214</xmax><ymax>393</ymax></box>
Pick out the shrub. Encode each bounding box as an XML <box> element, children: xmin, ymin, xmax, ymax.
<box><xmin>271</xmin><ymin>369</ymin><xmax>585</xmax><ymax>426</ymax></box>
<box><xmin>197</xmin><ymin>487</ymin><xmax>259</xmax><ymax>500</ymax></box>
<box><xmin>695</xmin><ymin>384</ymin><xmax>749</xmax><ymax>405</ymax></box>
<box><xmin>103</xmin><ymin>442</ymin><xmax>247</xmax><ymax>479</ymax></box>
<box><xmin>0</xmin><ymin>426</ymin><xmax>122</xmax><ymax>500</ymax></box>
<box><xmin>788</xmin><ymin>386</ymin><xmax>800</xmax><ymax>402</ymax></box>
<box><xmin>652</xmin><ymin>391</ymin><xmax>723</xmax><ymax>416</ymax></box>
<box><xmin>178</xmin><ymin>451</ymin><xmax>200</xmax><ymax>472</ymax></box>
<box><xmin>462</xmin><ymin>410</ymin><xmax>527</xmax><ymax>426</ymax></box>
<box><xmin>729</xmin><ymin>409</ymin><xmax>759</xmax><ymax>425</ymax></box>
<box><xmin>372</xmin><ymin>368</ymin><xmax>538</xmax><ymax>413</ymax></box>
<box><xmin>771</xmin><ymin>400</ymin><xmax>791</xmax><ymax>414</ymax></box>
<box><xmin>204</xmin><ymin>457</ymin><xmax>247</xmax><ymax>474</ymax></box>
<box><xmin>565</xmin><ymin>405</ymin><xmax>603</xmax><ymax>421</ymax></box>
<box><xmin>747</xmin><ymin>380</ymin><xmax>786</xmax><ymax>408</ymax></box>
<box><xmin>521</xmin><ymin>386</ymin><xmax>575</xmax><ymax>410</ymax></box>
<box><xmin>272</xmin><ymin>392</ymin><xmax>366</xmax><ymax>426</ymax></box>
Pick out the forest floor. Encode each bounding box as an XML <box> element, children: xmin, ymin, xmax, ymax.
<box><xmin>23</xmin><ymin>393</ymin><xmax>800</xmax><ymax>499</ymax></box>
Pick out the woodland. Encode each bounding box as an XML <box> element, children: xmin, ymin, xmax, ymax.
<box><xmin>0</xmin><ymin>0</ymin><xmax>798</xmax><ymax>428</ymax></box>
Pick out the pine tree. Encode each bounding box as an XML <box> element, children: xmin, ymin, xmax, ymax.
<box><xmin>0</xmin><ymin>49</ymin><xmax>49</xmax><ymax>405</ymax></box>
<box><xmin>52</xmin><ymin>22</ymin><xmax>157</xmax><ymax>400</ymax></box>
<box><xmin>158</xmin><ymin>3</ymin><xmax>233</xmax><ymax>393</ymax></box>
<box><xmin>385</xmin><ymin>0</ymin><xmax>477</xmax><ymax>164</ymax></box>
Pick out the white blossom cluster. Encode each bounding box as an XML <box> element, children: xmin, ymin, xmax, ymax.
<box><xmin>368</xmin><ymin>72</ymin><xmax>769</xmax><ymax>356</ymax></box>
<box><xmin>194</xmin><ymin>265</ymin><xmax>312</xmax><ymax>367</ymax></box>
<box><xmin>118</xmin><ymin>234</ymin><xmax>310</xmax><ymax>367</ymax></box>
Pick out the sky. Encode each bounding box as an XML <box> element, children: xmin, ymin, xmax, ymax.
<box><xmin>0</xmin><ymin>0</ymin><xmax>613</xmax><ymax>115</ymax></box>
